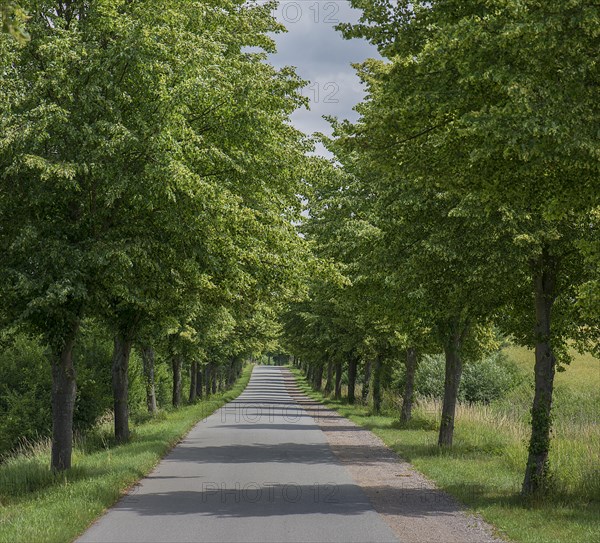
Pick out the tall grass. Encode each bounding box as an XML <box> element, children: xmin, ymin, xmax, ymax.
<box><xmin>408</xmin><ymin>396</ymin><xmax>600</xmax><ymax>501</ymax></box>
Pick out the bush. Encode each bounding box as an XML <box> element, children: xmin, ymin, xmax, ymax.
<box><xmin>0</xmin><ymin>334</ymin><xmax>52</xmax><ymax>455</ymax></box>
<box><xmin>0</xmin><ymin>323</ymin><xmax>165</xmax><ymax>458</ymax></box>
<box><xmin>72</xmin><ymin>326</ymin><xmax>113</xmax><ymax>433</ymax></box>
<box><xmin>395</xmin><ymin>351</ymin><xmax>521</xmax><ymax>404</ymax></box>
<box><xmin>461</xmin><ymin>351</ymin><xmax>521</xmax><ymax>403</ymax></box>
<box><xmin>413</xmin><ymin>354</ymin><xmax>447</xmax><ymax>399</ymax></box>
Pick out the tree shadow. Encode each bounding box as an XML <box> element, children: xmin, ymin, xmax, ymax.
<box><xmin>109</xmin><ymin>482</ymin><xmax>467</xmax><ymax>520</ymax></box>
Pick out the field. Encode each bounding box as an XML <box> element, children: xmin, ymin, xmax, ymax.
<box><xmin>292</xmin><ymin>347</ymin><xmax>600</xmax><ymax>543</ymax></box>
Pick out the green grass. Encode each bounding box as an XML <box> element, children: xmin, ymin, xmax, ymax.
<box><xmin>290</xmin><ymin>348</ymin><xmax>600</xmax><ymax>543</ymax></box>
<box><xmin>0</xmin><ymin>365</ymin><xmax>253</xmax><ymax>543</ymax></box>
<box><xmin>504</xmin><ymin>345</ymin><xmax>600</xmax><ymax>389</ymax></box>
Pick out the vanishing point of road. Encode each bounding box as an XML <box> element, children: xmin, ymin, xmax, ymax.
<box><xmin>78</xmin><ymin>366</ymin><xmax>398</xmax><ymax>543</ymax></box>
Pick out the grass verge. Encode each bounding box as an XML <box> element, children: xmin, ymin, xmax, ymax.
<box><xmin>0</xmin><ymin>364</ymin><xmax>253</xmax><ymax>543</ymax></box>
<box><xmin>290</xmin><ymin>357</ymin><xmax>599</xmax><ymax>543</ymax></box>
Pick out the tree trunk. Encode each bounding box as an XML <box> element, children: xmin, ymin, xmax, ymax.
<box><xmin>233</xmin><ymin>358</ymin><xmax>242</xmax><ymax>382</ymax></box>
<box><xmin>196</xmin><ymin>365</ymin><xmax>203</xmax><ymax>400</ymax></box>
<box><xmin>211</xmin><ymin>365</ymin><xmax>217</xmax><ymax>394</ymax></box>
<box><xmin>347</xmin><ymin>355</ymin><xmax>358</xmax><ymax>404</ymax></box>
<box><xmin>324</xmin><ymin>361</ymin><xmax>334</xmax><ymax>395</ymax></box>
<box><xmin>112</xmin><ymin>332</ymin><xmax>134</xmax><ymax>444</ymax></box>
<box><xmin>227</xmin><ymin>357</ymin><xmax>236</xmax><ymax>387</ymax></box>
<box><xmin>334</xmin><ymin>360</ymin><xmax>342</xmax><ymax>400</ymax></box>
<box><xmin>140</xmin><ymin>345</ymin><xmax>158</xmax><ymax>414</ymax></box>
<box><xmin>189</xmin><ymin>360</ymin><xmax>197</xmax><ymax>403</ymax></box>
<box><xmin>523</xmin><ymin>250</ymin><xmax>558</xmax><ymax>494</ymax></box>
<box><xmin>362</xmin><ymin>360</ymin><xmax>372</xmax><ymax>403</ymax></box>
<box><xmin>50</xmin><ymin>322</ymin><xmax>79</xmax><ymax>471</ymax></box>
<box><xmin>401</xmin><ymin>347</ymin><xmax>418</xmax><ymax>423</ymax></box>
<box><xmin>438</xmin><ymin>328</ymin><xmax>463</xmax><ymax>447</ymax></box>
<box><xmin>372</xmin><ymin>354</ymin><xmax>383</xmax><ymax>414</ymax></box>
<box><xmin>313</xmin><ymin>364</ymin><xmax>324</xmax><ymax>391</ymax></box>
<box><xmin>172</xmin><ymin>355</ymin><xmax>182</xmax><ymax>407</ymax></box>
<box><xmin>205</xmin><ymin>363</ymin><xmax>212</xmax><ymax>397</ymax></box>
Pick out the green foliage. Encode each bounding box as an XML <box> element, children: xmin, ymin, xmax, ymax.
<box><xmin>461</xmin><ymin>353</ymin><xmax>521</xmax><ymax>404</ymax></box>
<box><xmin>0</xmin><ymin>334</ymin><xmax>50</xmax><ymax>454</ymax></box>
<box><xmin>393</xmin><ymin>351</ymin><xmax>521</xmax><ymax>404</ymax></box>
<box><xmin>0</xmin><ymin>0</ymin><xmax>311</xmax><ymax>468</ymax></box>
<box><xmin>339</xmin><ymin>0</ymin><xmax>600</xmax><ymax>214</ymax></box>
<box><xmin>285</xmin><ymin>0</ymin><xmax>600</xmax><ymax>492</ymax></box>
<box><xmin>71</xmin><ymin>327</ymin><xmax>113</xmax><ymax>433</ymax></box>
<box><xmin>0</xmin><ymin>1</ymin><xmax>29</xmax><ymax>43</ymax></box>
<box><xmin>0</xmin><ymin>326</ymin><xmax>165</xmax><ymax>457</ymax></box>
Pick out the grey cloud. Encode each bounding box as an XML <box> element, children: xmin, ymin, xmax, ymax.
<box><xmin>265</xmin><ymin>0</ymin><xmax>379</xmax><ymax>152</ymax></box>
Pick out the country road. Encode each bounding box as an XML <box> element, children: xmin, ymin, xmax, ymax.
<box><xmin>77</xmin><ymin>366</ymin><xmax>398</xmax><ymax>543</ymax></box>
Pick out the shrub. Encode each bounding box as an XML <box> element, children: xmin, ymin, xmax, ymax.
<box><xmin>461</xmin><ymin>351</ymin><xmax>521</xmax><ymax>403</ymax></box>
<box><xmin>0</xmin><ymin>334</ymin><xmax>52</xmax><ymax>455</ymax></box>
<box><xmin>395</xmin><ymin>350</ymin><xmax>521</xmax><ymax>404</ymax></box>
<box><xmin>0</xmin><ymin>323</ymin><xmax>161</xmax><ymax>457</ymax></box>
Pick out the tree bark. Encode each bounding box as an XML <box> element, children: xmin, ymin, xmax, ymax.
<box><xmin>334</xmin><ymin>360</ymin><xmax>342</xmax><ymax>400</ymax></box>
<box><xmin>112</xmin><ymin>332</ymin><xmax>134</xmax><ymax>444</ymax></box>
<box><xmin>211</xmin><ymin>364</ymin><xmax>217</xmax><ymax>394</ymax></box>
<box><xmin>172</xmin><ymin>355</ymin><xmax>182</xmax><ymax>407</ymax></box>
<box><xmin>50</xmin><ymin>321</ymin><xmax>79</xmax><ymax>471</ymax></box>
<box><xmin>401</xmin><ymin>347</ymin><xmax>418</xmax><ymax>423</ymax></box>
<box><xmin>313</xmin><ymin>364</ymin><xmax>324</xmax><ymax>391</ymax></box>
<box><xmin>140</xmin><ymin>345</ymin><xmax>158</xmax><ymax>414</ymax></box>
<box><xmin>196</xmin><ymin>365</ymin><xmax>203</xmax><ymax>400</ymax></box>
<box><xmin>362</xmin><ymin>360</ymin><xmax>372</xmax><ymax>403</ymax></box>
<box><xmin>347</xmin><ymin>355</ymin><xmax>358</xmax><ymax>404</ymax></box>
<box><xmin>227</xmin><ymin>357</ymin><xmax>236</xmax><ymax>387</ymax></box>
<box><xmin>232</xmin><ymin>357</ymin><xmax>242</xmax><ymax>382</ymax></box>
<box><xmin>324</xmin><ymin>361</ymin><xmax>334</xmax><ymax>395</ymax></box>
<box><xmin>372</xmin><ymin>354</ymin><xmax>383</xmax><ymax>414</ymax></box>
<box><xmin>523</xmin><ymin>249</ymin><xmax>558</xmax><ymax>494</ymax></box>
<box><xmin>438</xmin><ymin>327</ymin><xmax>463</xmax><ymax>447</ymax></box>
<box><xmin>189</xmin><ymin>360</ymin><xmax>197</xmax><ymax>403</ymax></box>
<box><xmin>205</xmin><ymin>363</ymin><xmax>212</xmax><ymax>397</ymax></box>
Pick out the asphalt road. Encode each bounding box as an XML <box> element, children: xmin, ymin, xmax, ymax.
<box><xmin>78</xmin><ymin>366</ymin><xmax>398</xmax><ymax>543</ymax></box>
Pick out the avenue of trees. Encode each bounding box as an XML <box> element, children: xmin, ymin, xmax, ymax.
<box><xmin>283</xmin><ymin>0</ymin><xmax>599</xmax><ymax>495</ymax></box>
<box><xmin>0</xmin><ymin>0</ymin><xmax>311</xmax><ymax>471</ymax></box>
<box><xmin>1</xmin><ymin>0</ymin><xmax>598</xmax><ymax>502</ymax></box>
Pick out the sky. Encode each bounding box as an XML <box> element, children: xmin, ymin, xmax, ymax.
<box><xmin>265</xmin><ymin>1</ymin><xmax>380</xmax><ymax>155</ymax></box>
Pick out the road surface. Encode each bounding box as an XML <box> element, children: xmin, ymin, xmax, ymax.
<box><xmin>78</xmin><ymin>366</ymin><xmax>398</xmax><ymax>543</ymax></box>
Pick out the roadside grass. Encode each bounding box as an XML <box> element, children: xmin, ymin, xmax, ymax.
<box><xmin>0</xmin><ymin>365</ymin><xmax>253</xmax><ymax>543</ymax></box>
<box><xmin>290</xmin><ymin>348</ymin><xmax>600</xmax><ymax>543</ymax></box>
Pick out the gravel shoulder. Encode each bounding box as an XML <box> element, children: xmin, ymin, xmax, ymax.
<box><xmin>283</xmin><ymin>368</ymin><xmax>506</xmax><ymax>543</ymax></box>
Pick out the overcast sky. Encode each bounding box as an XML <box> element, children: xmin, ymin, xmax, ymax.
<box><xmin>266</xmin><ymin>1</ymin><xmax>380</xmax><ymax>155</ymax></box>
